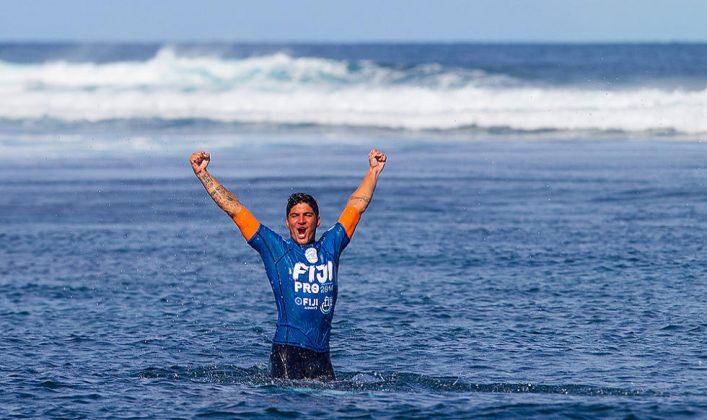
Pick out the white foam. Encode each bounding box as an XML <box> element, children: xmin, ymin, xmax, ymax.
<box><xmin>1</xmin><ymin>48</ymin><xmax>706</xmax><ymax>135</ymax></box>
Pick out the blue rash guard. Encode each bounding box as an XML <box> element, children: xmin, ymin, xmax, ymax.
<box><xmin>248</xmin><ymin>222</ymin><xmax>350</xmax><ymax>353</ymax></box>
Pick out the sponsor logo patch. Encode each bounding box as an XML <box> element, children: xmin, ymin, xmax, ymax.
<box><xmin>320</xmin><ymin>296</ymin><xmax>333</xmax><ymax>314</ymax></box>
<box><xmin>305</xmin><ymin>247</ymin><xmax>318</xmax><ymax>263</ymax></box>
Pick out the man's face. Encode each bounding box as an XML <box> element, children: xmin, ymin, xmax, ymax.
<box><xmin>285</xmin><ymin>202</ymin><xmax>321</xmax><ymax>245</ymax></box>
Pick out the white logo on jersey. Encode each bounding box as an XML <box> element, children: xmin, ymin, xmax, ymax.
<box><xmin>305</xmin><ymin>247</ymin><xmax>319</xmax><ymax>263</ymax></box>
<box><xmin>292</xmin><ymin>261</ymin><xmax>333</xmax><ymax>283</ymax></box>
<box><xmin>320</xmin><ymin>296</ymin><xmax>333</xmax><ymax>314</ymax></box>
<box><xmin>293</xmin><ymin>261</ymin><xmax>335</xmax><ymax>294</ymax></box>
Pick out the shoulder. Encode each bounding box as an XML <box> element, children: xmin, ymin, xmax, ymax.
<box><xmin>321</xmin><ymin>222</ymin><xmax>347</xmax><ymax>239</ymax></box>
<box><xmin>319</xmin><ymin>222</ymin><xmax>350</xmax><ymax>250</ymax></box>
<box><xmin>248</xmin><ymin>224</ymin><xmax>288</xmax><ymax>254</ymax></box>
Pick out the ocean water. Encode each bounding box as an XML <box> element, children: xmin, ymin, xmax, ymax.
<box><xmin>0</xmin><ymin>43</ymin><xmax>706</xmax><ymax>418</ymax></box>
<box><xmin>2</xmin><ymin>42</ymin><xmax>707</xmax><ymax>139</ymax></box>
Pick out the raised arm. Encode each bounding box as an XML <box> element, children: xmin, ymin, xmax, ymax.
<box><xmin>338</xmin><ymin>149</ymin><xmax>387</xmax><ymax>237</ymax></box>
<box><xmin>190</xmin><ymin>151</ymin><xmax>259</xmax><ymax>240</ymax></box>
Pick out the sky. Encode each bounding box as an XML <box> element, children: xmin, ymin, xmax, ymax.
<box><xmin>1</xmin><ymin>0</ymin><xmax>706</xmax><ymax>43</ymax></box>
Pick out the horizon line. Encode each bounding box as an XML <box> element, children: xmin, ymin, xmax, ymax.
<box><xmin>2</xmin><ymin>38</ymin><xmax>707</xmax><ymax>45</ymax></box>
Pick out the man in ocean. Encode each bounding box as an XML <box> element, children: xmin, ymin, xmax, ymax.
<box><xmin>190</xmin><ymin>149</ymin><xmax>387</xmax><ymax>380</ymax></box>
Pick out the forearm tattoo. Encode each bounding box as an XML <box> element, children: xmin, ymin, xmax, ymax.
<box><xmin>198</xmin><ymin>172</ymin><xmax>215</xmax><ymax>190</ymax></box>
<box><xmin>198</xmin><ymin>171</ymin><xmax>242</xmax><ymax>213</ymax></box>
<box><xmin>209</xmin><ymin>185</ymin><xmax>242</xmax><ymax>214</ymax></box>
<box><xmin>209</xmin><ymin>185</ymin><xmax>238</xmax><ymax>203</ymax></box>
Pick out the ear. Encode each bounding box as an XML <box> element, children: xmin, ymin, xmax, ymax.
<box><xmin>285</xmin><ymin>218</ymin><xmax>291</xmax><ymax>229</ymax></box>
<box><xmin>316</xmin><ymin>216</ymin><xmax>321</xmax><ymax>227</ymax></box>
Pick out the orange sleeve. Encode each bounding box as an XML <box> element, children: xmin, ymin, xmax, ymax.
<box><xmin>338</xmin><ymin>205</ymin><xmax>362</xmax><ymax>239</ymax></box>
<box><xmin>232</xmin><ymin>207</ymin><xmax>260</xmax><ymax>241</ymax></box>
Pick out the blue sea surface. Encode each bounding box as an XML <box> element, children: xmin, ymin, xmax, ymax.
<box><xmin>1</xmin><ymin>140</ymin><xmax>706</xmax><ymax>418</ymax></box>
<box><xmin>0</xmin><ymin>43</ymin><xmax>706</xmax><ymax>418</ymax></box>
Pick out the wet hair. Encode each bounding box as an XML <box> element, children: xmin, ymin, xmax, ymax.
<box><xmin>286</xmin><ymin>192</ymin><xmax>319</xmax><ymax>217</ymax></box>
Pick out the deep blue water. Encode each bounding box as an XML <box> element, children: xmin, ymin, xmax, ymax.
<box><xmin>1</xmin><ymin>140</ymin><xmax>706</xmax><ymax>418</ymax></box>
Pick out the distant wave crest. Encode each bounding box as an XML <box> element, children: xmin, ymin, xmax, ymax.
<box><xmin>1</xmin><ymin>47</ymin><xmax>706</xmax><ymax>136</ymax></box>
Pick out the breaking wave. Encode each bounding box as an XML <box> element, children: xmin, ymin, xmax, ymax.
<box><xmin>1</xmin><ymin>47</ymin><xmax>706</xmax><ymax>136</ymax></box>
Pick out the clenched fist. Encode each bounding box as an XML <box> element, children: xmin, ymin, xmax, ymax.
<box><xmin>190</xmin><ymin>151</ymin><xmax>210</xmax><ymax>174</ymax></box>
<box><xmin>368</xmin><ymin>149</ymin><xmax>387</xmax><ymax>174</ymax></box>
